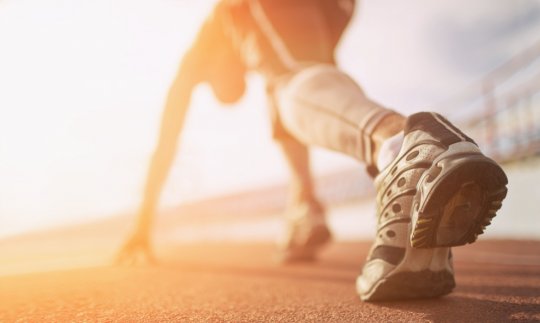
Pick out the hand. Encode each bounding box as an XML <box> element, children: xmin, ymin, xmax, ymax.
<box><xmin>115</xmin><ymin>231</ymin><xmax>156</xmax><ymax>265</ymax></box>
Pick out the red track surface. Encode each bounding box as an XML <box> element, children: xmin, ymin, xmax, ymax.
<box><xmin>0</xmin><ymin>240</ymin><xmax>539</xmax><ymax>322</ymax></box>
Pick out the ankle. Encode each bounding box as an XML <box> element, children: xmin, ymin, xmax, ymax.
<box><xmin>371</xmin><ymin>113</ymin><xmax>406</xmax><ymax>168</ymax></box>
<box><xmin>376</xmin><ymin>132</ymin><xmax>404</xmax><ymax>171</ymax></box>
<box><xmin>287</xmin><ymin>197</ymin><xmax>325</xmax><ymax>220</ymax></box>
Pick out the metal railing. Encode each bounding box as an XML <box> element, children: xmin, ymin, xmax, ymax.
<box><xmin>439</xmin><ymin>40</ymin><xmax>540</xmax><ymax>163</ymax></box>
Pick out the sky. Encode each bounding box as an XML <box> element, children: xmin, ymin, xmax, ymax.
<box><xmin>0</xmin><ymin>0</ymin><xmax>539</xmax><ymax>237</ymax></box>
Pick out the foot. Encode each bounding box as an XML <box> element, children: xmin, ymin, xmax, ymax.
<box><xmin>357</xmin><ymin>112</ymin><xmax>507</xmax><ymax>301</ymax></box>
<box><xmin>278</xmin><ymin>200</ymin><xmax>332</xmax><ymax>263</ymax></box>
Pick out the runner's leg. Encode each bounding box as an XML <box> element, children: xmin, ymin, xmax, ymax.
<box><xmin>275</xmin><ymin>65</ymin><xmax>404</xmax><ymax>174</ymax></box>
<box><xmin>274</xmin><ymin>64</ymin><xmax>507</xmax><ymax>301</ymax></box>
<box><xmin>277</xmin><ymin>136</ymin><xmax>330</xmax><ymax>262</ymax></box>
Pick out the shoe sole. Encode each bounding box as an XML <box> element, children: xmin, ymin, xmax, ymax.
<box><xmin>359</xmin><ymin>269</ymin><xmax>455</xmax><ymax>301</ymax></box>
<box><xmin>411</xmin><ymin>142</ymin><xmax>508</xmax><ymax>248</ymax></box>
<box><xmin>279</xmin><ymin>225</ymin><xmax>332</xmax><ymax>263</ymax></box>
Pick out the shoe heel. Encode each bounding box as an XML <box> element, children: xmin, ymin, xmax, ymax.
<box><xmin>411</xmin><ymin>153</ymin><xmax>508</xmax><ymax>248</ymax></box>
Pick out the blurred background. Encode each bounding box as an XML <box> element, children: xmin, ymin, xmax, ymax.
<box><xmin>1</xmin><ymin>0</ymin><xmax>539</xmax><ymax>273</ymax></box>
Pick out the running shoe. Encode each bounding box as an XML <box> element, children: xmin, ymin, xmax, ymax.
<box><xmin>278</xmin><ymin>200</ymin><xmax>332</xmax><ymax>263</ymax></box>
<box><xmin>357</xmin><ymin>112</ymin><xmax>507</xmax><ymax>301</ymax></box>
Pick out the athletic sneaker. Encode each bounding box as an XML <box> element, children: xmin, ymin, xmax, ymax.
<box><xmin>357</xmin><ymin>112</ymin><xmax>507</xmax><ymax>301</ymax></box>
<box><xmin>278</xmin><ymin>200</ymin><xmax>332</xmax><ymax>262</ymax></box>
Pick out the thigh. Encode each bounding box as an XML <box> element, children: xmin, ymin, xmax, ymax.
<box><xmin>274</xmin><ymin>64</ymin><xmax>393</xmax><ymax>161</ymax></box>
<box><xmin>273</xmin><ymin>64</ymin><xmax>366</xmax><ymax>157</ymax></box>
<box><xmin>277</xmin><ymin>64</ymin><xmax>369</xmax><ymax>124</ymax></box>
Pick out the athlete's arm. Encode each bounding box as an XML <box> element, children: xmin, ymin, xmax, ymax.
<box><xmin>116</xmin><ymin>49</ymin><xmax>202</xmax><ymax>263</ymax></box>
<box><xmin>137</xmin><ymin>55</ymin><xmax>198</xmax><ymax>240</ymax></box>
<box><xmin>117</xmin><ymin>3</ymin><xmax>246</xmax><ymax>262</ymax></box>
